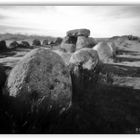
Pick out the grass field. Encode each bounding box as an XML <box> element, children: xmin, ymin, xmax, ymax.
<box><xmin>0</xmin><ymin>35</ymin><xmax>140</xmax><ymax>133</ymax></box>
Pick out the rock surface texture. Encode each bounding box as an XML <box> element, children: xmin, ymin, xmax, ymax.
<box><xmin>93</xmin><ymin>41</ymin><xmax>115</xmax><ymax>63</ymax></box>
<box><xmin>76</xmin><ymin>36</ymin><xmax>97</xmax><ymax>50</ymax></box>
<box><xmin>7</xmin><ymin>48</ymin><xmax>72</xmax><ymax>112</ymax></box>
<box><xmin>69</xmin><ymin>48</ymin><xmax>100</xmax><ymax>101</ymax></box>
<box><xmin>54</xmin><ymin>50</ymin><xmax>72</xmax><ymax>65</ymax></box>
<box><xmin>67</xmin><ymin>29</ymin><xmax>90</xmax><ymax>37</ymax></box>
<box><xmin>62</xmin><ymin>29</ymin><xmax>96</xmax><ymax>52</ymax></box>
<box><xmin>60</xmin><ymin>43</ymin><xmax>76</xmax><ymax>53</ymax></box>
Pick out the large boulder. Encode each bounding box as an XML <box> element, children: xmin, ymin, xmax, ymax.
<box><xmin>42</xmin><ymin>39</ymin><xmax>49</xmax><ymax>46</ymax></box>
<box><xmin>48</xmin><ymin>40</ymin><xmax>55</xmax><ymax>45</ymax></box>
<box><xmin>76</xmin><ymin>36</ymin><xmax>97</xmax><ymax>50</ymax></box>
<box><xmin>7</xmin><ymin>48</ymin><xmax>72</xmax><ymax>112</ymax></box>
<box><xmin>93</xmin><ymin>41</ymin><xmax>114</xmax><ymax>63</ymax></box>
<box><xmin>62</xmin><ymin>36</ymin><xmax>77</xmax><ymax>45</ymax></box>
<box><xmin>0</xmin><ymin>40</ymin><xmax>7</xmax><ymax>51</ymax></box>
<box><xmin>69</xmin><ymin>48</ymin><xmax>100</xmax><ymax>101</ymax></box>
<box><xmin>54</xmin><ymin>50</ymin><xmax>72</xmax><ymax>65</ymax></box>
<box><xmin>54</xmin><ymin>37</ymin><xmax>63</xmax><ymax>45</ymax></box>
<box><xmin>8</xmin><ymin>41</ymin><xmax>19</xmax><ymax>49</ymax></box>
<box><xmin>60</xmin><ymin>43</ymin><xmax>76</xmax><ymax>53</ymax></box>
<box><xmin>107</xmin><ymin>41</ymin><xmax>117</xmax><ymax>56</ymax></box>
<box><xmin>67</xmin><ymin>29</ymin><xmax>90</xmax><ymax>37</ymax></box>
<box><xmin>32</xmin><ymin>39</ymin><xmax>41</xmax><ymax>47</ymax></box>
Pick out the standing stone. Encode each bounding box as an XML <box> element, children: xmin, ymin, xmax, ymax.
<box><xmin>60</xmin><ymin>43</ymin><xmax>76</xmax><ymax>53</ymax></box>
<box><xmin>7</xmin><ymin>48</ymin><xmax>72</xmax><ymax>112</ymax></box>
<box><xmin>42</xmin><ymin>39</ymin><xmax>49</xmax><ymax>46</ymax></box>
<box><xmin>69</xmin><ymin>48</ymin><xmax>100</xmax><ymax>101</ymax></box>
<box><xmin>67</xmin><ymin>29</ymin><xmax>90</xmax><ymax>37</ymax></box>
<box><xmin>55</xmin><ymin>37</ymin><xmax>62</xmax><ymax>45</ymax></box>
<box><xmin>32</xmin><ymin>39</ymin><xmax>41</xmax><ymax>47</ymax></box>
<box><xmin>54</xmin><ymin>50</ymin><xmax>72</xmax><ymax>65</ymax></box>
<box><xmin>19</xmin><ymin>41</ymin><xmax>30</xmax><ymax>48</ymax></box>
<box><xmin>76</xmin><ymin>36</ymin><xmax>97</xmax><ymax>50</ymax></box>
<box><xmin>0</xmin><ymin>40</ymin><xmax>7</xmax><ymax>51</ymax></box>
<box><xmin>9</xmin><ymin>41</ymin><xmax>19</xmax><ymax>49</ymax></box>
<box><xmin>93</xmin><ymin>41</ymin><xmax>114</xmax><ymax>63</ymax></box>
<box><xmin>107</xmin><ymin>41</ymin><xmax>117</xmax><ymax>56</ymax></box>
<box><xmin>62</xmin><ymin>36</ymin><xmax>77</xmax><ymax>45</ymax></box>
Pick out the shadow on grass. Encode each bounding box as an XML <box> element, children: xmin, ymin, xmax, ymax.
<box><xmin>117</xmin><ymin>49</ymin><xmax>139</xmax><ymax>56</ymax></box>
<box><xmin>1</xmin><ymin>80</ymin><xmax>140</xmax><ymax>134</ymax></box>
<box><xmin>101</xmin><ymin>63</ymin><xmax>140</xmax><ymax>77</ymax></box>
<box><xmin>0</xmin><ymin>50</ymin><xmax>17</xmax><ymax>58</ymax></box>
<box><xmin>115</xmin><ymin>56</ymin><xmax>140</xmax><ymax>62</ymax></box>
<box><xmin>0</xmin><ymin>62</ymin><xmax>140</xmax><ymax>133</ymax></box>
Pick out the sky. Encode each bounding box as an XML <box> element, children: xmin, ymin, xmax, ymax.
<box><xmin>0</xmin><ymin>6</ymin><xmax>140</xmax><ymax>37</ymax></box>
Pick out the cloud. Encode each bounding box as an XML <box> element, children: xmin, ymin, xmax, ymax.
<box><xmin>0</xmin><ymin>6</ymin><xmax>140</xmax><ymax>37</ymax></box>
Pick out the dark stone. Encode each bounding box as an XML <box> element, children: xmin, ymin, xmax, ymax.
<box><xmin>69</xmin><ymin>48</ymin><xmax>100</xmax><ymax>102</ymax></box>
<box><xmin>32</xmin><ymin>39</ymin><xmax>41</xmax><ymax>47</ymax></box>
<box><xmin>0</xmin><ymin>40</ymin><xmax>7</xmax><ymax>51</ymax></box>
<box><xmin>19</xmin><ymin>41</ymin><xmax>30</xmax><ymax>48</ymax></box>
<box><xmin>60</xmin><ymin>43</ymin><xmax>76</xmax><ymax>53</ymax></box>
<box><xmin>8</xmin><ymin>41</ymin><xmax>19</xmax><ymax>49</ymax></box>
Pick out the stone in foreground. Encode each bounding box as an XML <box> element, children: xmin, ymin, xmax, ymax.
<box><xmin>7</xmin><ymin>48</ymin><xmax>72</xmax><ymax>111</ymax></box>
<box><xmin>54</xmin><ymin>50</ymin><xmax>72</xmax><ymax>65</ymax></box>
<box><xmin>69</xmin><ymin>48</ymin><xmax>100</xmax><ymax>101</ymax></box>
<box><xmin>67</xmin><ymin>29</ymin><xmax>90</xmax><ymax>37</ymax></box>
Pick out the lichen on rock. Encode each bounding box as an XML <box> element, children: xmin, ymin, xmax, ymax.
<box><xmin>7</xmin><ymin>48</ymin><xmax>72</xmax><ymax>112</ymax></box>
